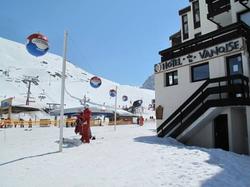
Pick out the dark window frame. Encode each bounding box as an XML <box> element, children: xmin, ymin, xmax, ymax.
<box><xmin>191</xmin><ymin>62</ymin><xmax>210</xmax><ymax>82</ymax></box>
<box><xmin>192</xmin><ymin>1</ymin><xmax>201</xmax><ymax>29</ymax></box>
<box><xmin>182</xmin><ymin>14</ymin><xmax>189</xmax><ymax>40</ymax></box>
<box><xmin>165</xmin><ymin>70</ymin><xmax>178</xmax><ymax>87</ymax></box>
<box><xmin>226</xmin><ymin>53</ymin><xmax>243</xmax><ymax>76</ymax></box>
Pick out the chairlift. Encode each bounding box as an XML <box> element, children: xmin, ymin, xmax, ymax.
<box><xmin>33</xmin><ymin>81</ymin><xmax>39</xmax><ymax>86</ymax></box>
<box><xmin>22</xmin><ymin>80</ymin><xmax>28</xmax><ymax>84</ymax></box>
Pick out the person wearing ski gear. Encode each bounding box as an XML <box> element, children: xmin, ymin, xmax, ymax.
<box><xmin>82</xmin><ymin>105</ymin><xmax>92</xmax><ymax>143</ymax></box>
<box><xmin>74</xmin><ymin>105</ymin><xmax>92</xmax><ymax>143</ymax></box>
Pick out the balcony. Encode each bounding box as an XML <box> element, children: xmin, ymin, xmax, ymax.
<box><xmin>159</xmin><ymin>22</ymin><xmax>250</xmax><ymax>63</ymax></box>
<box><xmin>206</xmin><ymin>0</ymin><xmax>232</xmax><ymax>26</ymax></box>
<box><xmin>206</xmin><ymin>0</ymin><xmax>231</xmax><ymax>18</ymax></box>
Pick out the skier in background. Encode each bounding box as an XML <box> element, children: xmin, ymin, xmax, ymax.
<box><xmin>28</xmin><ymin>118</ymin><xmax>32</xmax><ymax>128</ymax></box>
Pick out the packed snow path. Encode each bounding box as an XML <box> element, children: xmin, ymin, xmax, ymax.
<box><xmin>0</xmin><ymin>122</ymin><xmax>250</xmax><ymax>187</ymax></box>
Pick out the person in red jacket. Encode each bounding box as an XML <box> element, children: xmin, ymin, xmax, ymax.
<box><xmin>82</xmin><ymin>105</ymin><xmax>92</xmax><ymax>143</ymax></box>
<box><xmin>139</xmin><ymin>116</ymin><xmax>144</xmax><ymax>126</ymax></box>
<box><xmin>74</xmin><ymin>105</ymin><xmax>93</xmax><ymax>143</ymax></box>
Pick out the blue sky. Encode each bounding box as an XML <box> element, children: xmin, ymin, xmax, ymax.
<box><xmin>0</xmin><ymin>0</ymin><xmax>188</xmax><ymax>86</ymax></box>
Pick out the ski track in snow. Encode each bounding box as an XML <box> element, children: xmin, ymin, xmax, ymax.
<box><xmin>0</xmin><ymin>122</ymin><xmax>250</xmax><ymax>187</ymax></box>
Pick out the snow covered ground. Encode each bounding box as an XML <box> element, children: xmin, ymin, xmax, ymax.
<box><xmin>0</xmin><ymin>121</ymin><xmax>250</xmax><ymax>187</ymax></box>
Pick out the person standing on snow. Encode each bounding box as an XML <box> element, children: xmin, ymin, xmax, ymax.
<box><xmin>82</xmin><ymin>105</ymin><xmax>92</xmax><ymax>143</ymax></box>
<box><xmin>74</xmin><ymin>105</ymin><xmax>94</xmax><ymax>143</ymax></box>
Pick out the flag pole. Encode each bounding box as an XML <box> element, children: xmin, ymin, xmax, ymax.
<box><xmin>59</xmin><ymin>31</ymin><xmax>68</xmax><ymax>152</ymax></box>
<box><xmin>114</xmin><ymin>85</ymin><xmax>117</xmax><ymax>131</ymax></box>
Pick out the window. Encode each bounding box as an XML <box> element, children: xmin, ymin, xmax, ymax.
<box><xmin>226</xmin><ymin>54</ymin><xmax>243</xmax><ymax>86</ymax></box>
<box><xmin>182</xmin><ymin>14</ymin><xmax>189</xmax><ymax>40</ymax></box>
<box><xmin>191</xmin><ymin>63</ymin><xmax>209</xmax><ymax>82</ymax></box>
<box><xmin>226</xmin><ymin>54</ymin><xmax>243</xmax><ymax>76</ymax></box>
<box><xmin>165</xmin><ymin>71</ymin><xmax>178</xmax><ymax>86</ymax></box>
<box><xmin>192</xmin><ymin>1</ymin><xmax>200</xmax><ymax>29</ymax></box>
<box><xmin>239</xmin><ymin>10</ymin><xmax>250</xmax><ymax>26</ymax></box>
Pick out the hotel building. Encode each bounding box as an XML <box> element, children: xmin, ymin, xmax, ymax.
<box><xmin>155</xmin><ymin>0</ymin><xmax>250</xmax><ymax>155</ymax></box>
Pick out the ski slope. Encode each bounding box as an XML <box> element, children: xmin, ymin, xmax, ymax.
<box><xmin>0</xmin><ymin>37</ymin><xmax>155</xmax><ymax>117</ymax></box>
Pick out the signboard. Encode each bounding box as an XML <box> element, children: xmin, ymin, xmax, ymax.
<box><xmin>155</xmin><ymin>38</ymin><xmax>243</xmax><ymax>73</ymax></box>
<box><xmin>1</xmin><ymin>98</ymin><xmax>13</xmax><ymax>109</ymax></box>
<box><xmin>122</xmin><ymin>95</ymin><xmax>128</xmax><ymax>102</ymax></box>
<box><xmin>109</xmin><ymin>89</ymin><xmax>117</xmax><ymax>97</ymax></box>
<box><xmin>133</xmin><ymin>100</ymin><xmax>143</xmax><ymax>107</ymax></box>
<box><xmin>156</xmin><ymin>105</ymin><xmax>163</xmax><ymax>120</ymax></box>
<box><xmin>26</xmin><ymin>33</ymin><xmax>49</xmax><ymax>57</ymax></box>
<box><xmin>90</xmin><ymin>76</ymin><xmax>102</xmax><ymax>88</ymax></box>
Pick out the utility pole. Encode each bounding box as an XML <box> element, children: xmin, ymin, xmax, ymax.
<box><xmin>114</xmin><ymin>85</ymin><xmax>118</xmax><ymax>131</ymax></box>
<box><xmin>59</xmin><ymin>31</ymin><xmax>68</xmax><ymax>152</ymax></box>
<box><xmin>23</xmin><ymin>76</ymin><xmax>39</xmax><ymax>105</ymax></box>
<box><xmin>26</xmin><ymin>80</ymin><xmax>31</xmax><ymax>105</ymax></box>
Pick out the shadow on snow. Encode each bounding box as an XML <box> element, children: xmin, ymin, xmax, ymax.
<box><xmin>0</xmin><ymin>151</ymin><xmax>59</xmax><ymax>167</ymax></box>
<box><xmin>0</xmin><ymin>138</ymin><xmax>82</xmax><ymax>167</ymax></box>
<box><xmin>55</xmin><ymin>137</ymin><xmax>82</xmax><ymax>148</ymax></box>
<box><xmin>134</xmin><ymin>135</ymin><xmax>250</xmax><ymax>187</ymax></box>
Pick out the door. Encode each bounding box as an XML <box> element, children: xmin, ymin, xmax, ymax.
<box><xmin>214</xmin><ymin>114</ymin><xmax>229</xmax><ymax>151</ymax></box>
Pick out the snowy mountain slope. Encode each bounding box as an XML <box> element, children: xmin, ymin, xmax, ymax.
<box><xmin>142</xmin><ymin>74</ymin><xmax>154</xmax><ymax>90</ymax></box>
<box><xmin>0</xmin><ymin>37</ymin><xmax>155</xmax><ymax>115</ymax></box>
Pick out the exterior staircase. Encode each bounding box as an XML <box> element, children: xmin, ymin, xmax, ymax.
<box><xmin>157</xmin><ymin>75</ymin><xmax>250</xmax><ymax>139</ymax></box>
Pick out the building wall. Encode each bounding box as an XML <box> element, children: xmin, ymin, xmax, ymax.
<box><xmin>231</xmin><ymin>0</ymin><xmax>250</xmax><ymax>23</ymax></box>
<box><xmin>199</xmin><ymin>0</ymin><xmax>217</xmax><ymax>35</ymax></box>
<box><xmin>185</xmin><ymin>121</ymin><xmax>214</xmax><ymax>148</ymax></box>
<box><xmin>230</xmin><ymin>107</ymin><xmax>248</xmax><ymax>154</ymax></box>
<box><xmin>156</xmin><ymin>0</ymin><xmax>250</xmax><ymax>154</ymax></box>
<box><xmin>184</xmin><ymin>107</ymin><xmax>249</xmax><ymax>154</ymax></box>
<box><xmin>155</xmin><ymin>39</ymin><xmax>247</xmax><ymax>128</ymax></box>
<box><xmin>155</xmin><ymin>66</ymin><xmax>204</xmax><ymax>126</ymax></box>
<box><xmin>180</xmin><ymin>0</ymin><xmax>250</xmax><ymax>43</ymax></box>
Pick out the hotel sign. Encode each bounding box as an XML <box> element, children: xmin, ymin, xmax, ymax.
<box><xmin>155</xmin><ymin>38</ymin><xmax>243</xmax><ymax>73</ymax></box>
<box><xmin>155</xmin><ymin>58</ymin><xmax>182</xmax><ymax>73</ymax></box>
<box><xmin>199</xmin><ymin>40</ymin><xmax>240</xmax><ymax>59</ymax></box>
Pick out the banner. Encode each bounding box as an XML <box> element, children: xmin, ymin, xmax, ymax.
<box><xmin>90</xmin><ymin>76</ymin><xmax>102</xmax><ymax>88</ymax></box>
<box><xmin>109</xmin><ymin>89</ymin><xmax>117</xmax><ymax>97</ymax></box>
<box><xmin>1</xmin><ymin>98</ymin><xmax>13</xmax><ymax>109</ymax></box>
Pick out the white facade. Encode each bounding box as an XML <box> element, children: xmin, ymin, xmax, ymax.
<box><xmin>155</xmin><ymin>0</ymin><xmax>250</xmax><ymax>155</ymax></box>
